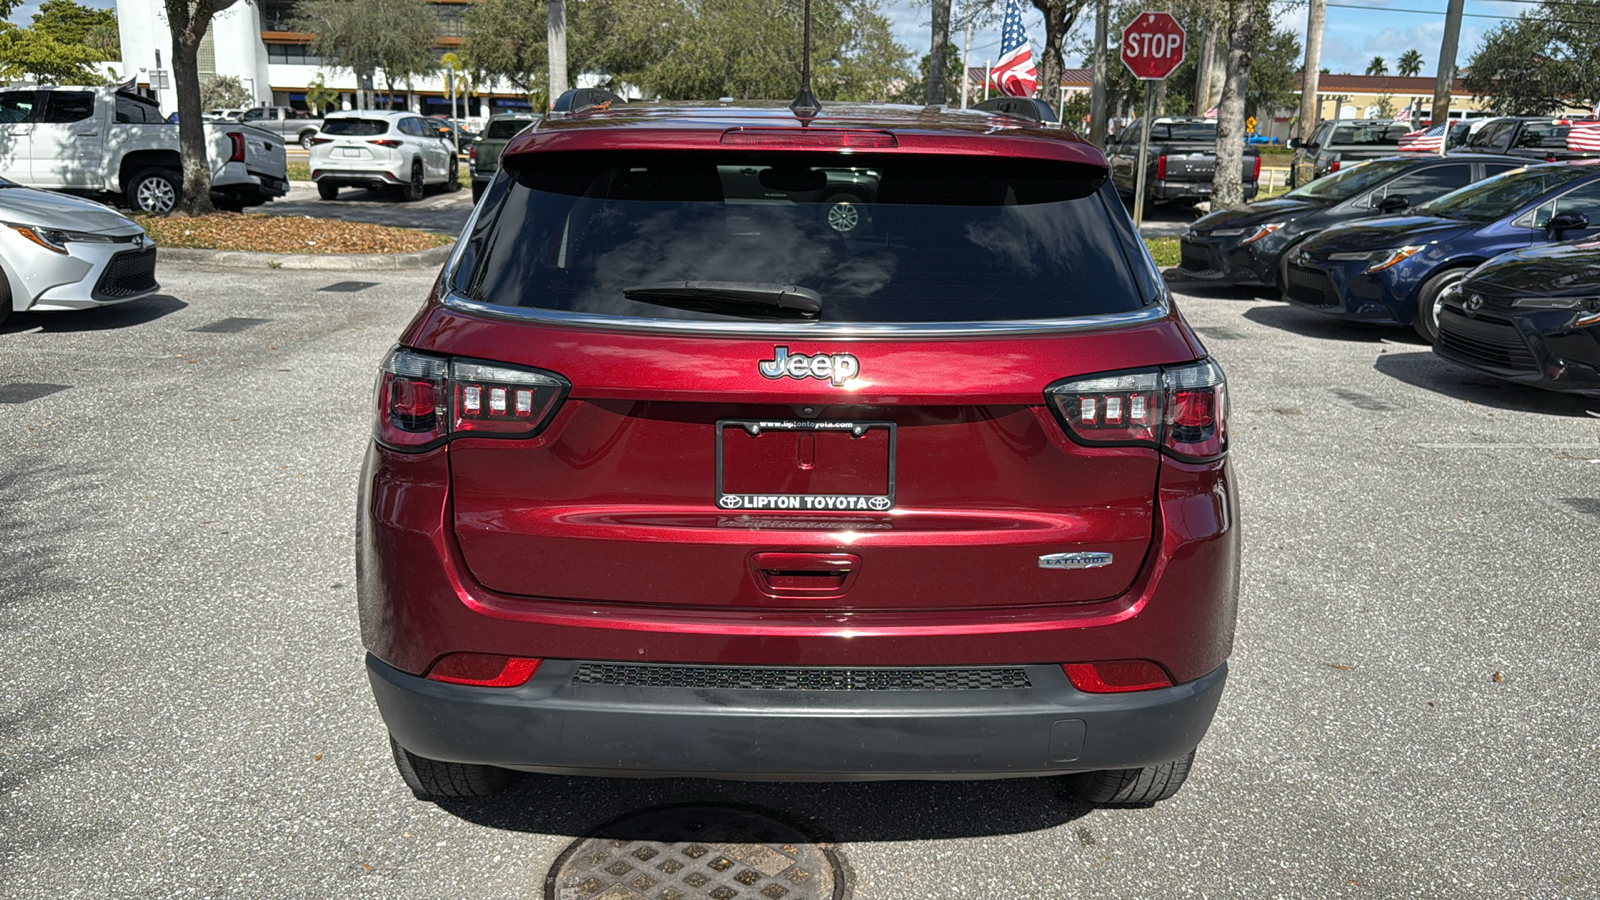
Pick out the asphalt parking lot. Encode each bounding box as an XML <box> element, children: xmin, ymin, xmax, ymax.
<box><xmin>2</xmin><ymin>265</ymin><xmax>1597</xmax><ymax>898</ymax></box>
<box><xmin>259</xmin><ymin>179</ymin><xmax>475</xmax><ymax>235</ymax></box>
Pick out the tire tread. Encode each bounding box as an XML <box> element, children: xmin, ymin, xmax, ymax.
<box><xmin>389</xmin><ymin>736</ymin><xmax>510</xmax><ymax>798</ymax></box>
<box><xmin>1070</xmin><ymin>749</ymin><xmax>1196</xmax><ymax>804</ymax></box>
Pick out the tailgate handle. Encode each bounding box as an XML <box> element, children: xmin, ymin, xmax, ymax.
<box><xmin>750</xmin><ymin>552</ymin><xmax>860</xmax><ymax>597</ymax></box>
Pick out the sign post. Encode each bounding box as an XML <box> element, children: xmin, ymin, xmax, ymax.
<box><xmin>1121</xmin><ymin>12</ymin><xmax>1186</xmax><ymax>228</ymax></box>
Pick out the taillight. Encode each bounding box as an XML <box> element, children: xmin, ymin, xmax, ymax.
<box><xmin>309</xmin><ymin>137</ymin><xmax>334</xmax><ymax>145</ymax></box>
<box><xmin>721</xmin><ymin>127</ymin><xmax>898</xmax><ymax>148</ymax></box>
<box><xmin>226</xmin><ymin>131</ymin><xmax>246</xmax><ymax>162</ymax></box>
<box><xmin>425</xmin><ymin>653</ymin><xmax>541</xmax><ymax>687</ymax></box>
<box><xmin>1330</xmin><ymin>159</ymin><xmax>1341</xmax><ymax>173</ymax></box>
<box><xmin>1063</xmin><ymin>660</ymin><xmax>1173</xmax><ymax>693</ymax></box>
<box><xmin>1045</xmin><ymin>359</ymin><xmax>1228</xmax><ymax>462</ymax></box>
<box><xmin>370</xmin><ymin>139</ymin><xmax>403</xmax><ymax>148</ymax></box>
<box><xmin>373</xmin><ymin>347</ymin><xmax>570</xmax><ymax>451</ymax></box>
<box><xmin>1156</xmin><ymin>155</ymin><xmax>1167</xmax><ymax>180</ymax></box>
<box><xmin>468</xmin><ymin>143</ymin><xmax>477</xmax><ymax>162</ymax></box>
<box><xmin>1252</xmin><ymin>155</ymin><xmax>1261</xmax><ymax>181</ymax></box>
<box><xmin>450</xmin><ymin>358</ymin><xmax>567</xmax><ymax>436</ymax></box>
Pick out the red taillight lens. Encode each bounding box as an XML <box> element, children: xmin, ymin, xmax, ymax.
<box><xmin>425</xmin><ymin>653</ymin><xmax>541</xmax><ymax>687</ymax></box>
<box><xmin>1252</xmin><ymin>155</ymin><xmax>1261</xmax><ymax>181</ymax></box>
<box><xmin>1156</xmin><ymin>155</ymin><xmax>1167</xmax><ymax>180</ymax></box>
<box><xmin>226</xmin><ymin>131</ymin><xmax>246</xmax><ymax>163</ymax></box>
<box><xmin>1046</xmin><ymin>359</ymin><xmax>1227</xmax><ymax>462</ymax></box>
<box><xmin>370</xmin><ymin>139</ymin><xmax>403</xmax><ymax>148</ymax></box>
<box><xmin>373</xmin><ymin>348</ymin><xmax>570</xmax><ymax>451</ymax></box>
<box><xmin>1063</xmin><ymin>660</ymin><xmax>1173</xmax><ymax>693</ymax></box>
<box><xmin>1330</xmin><ymin>159</ymin><xmax>1340</xmax><ymax>173</ymax></box>
<box><xmin>721</xmin><ymin>127</ymin><xmax>898</xmax><ymax>149</ymax></box>
<box><xmin>375</xmin><ymin>347</ymin><xmax>448</xmax><ymax>450</ymax></box>
<box><xmin>309</xmin><ymin>137</ymin><xmax>334</xmax><ymax>145</ymax></box>
<box><xmin>468</xmin><ymin>143</ymin><xmax>477</xmax><ymax>162</ymax></box>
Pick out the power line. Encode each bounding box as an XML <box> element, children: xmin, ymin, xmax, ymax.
<box><xmin>1326</xmin><ymin>0</ymin><xmax>1600</xmax><ymax>24</ymax></box>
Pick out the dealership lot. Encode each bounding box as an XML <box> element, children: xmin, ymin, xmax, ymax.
<box><xmin>2</xmin><ymin>265</ymin><xmax>1596</xmax><ymax>898</ymax></box>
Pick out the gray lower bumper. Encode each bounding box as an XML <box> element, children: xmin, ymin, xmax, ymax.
<box><xmin>368</xmin><ymin>655</ymin><xmax>1227</xmax><ymax>781</ymax></box>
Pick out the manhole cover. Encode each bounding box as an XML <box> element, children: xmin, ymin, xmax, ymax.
<box><xmin>545</xmin><ymin>804</ymin><xmax>845</xmax><ymax>900</ymax></box>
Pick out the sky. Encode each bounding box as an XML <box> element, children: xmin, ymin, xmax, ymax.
<box><xmin>16</xmin><ymin>0</ymin><xmax>1520</xmax><ymax>79</ymax></box>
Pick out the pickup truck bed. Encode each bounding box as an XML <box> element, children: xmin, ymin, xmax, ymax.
<box><xmin>1107</xmin><ymin>118</ymin><xmax>1259</xmax><ymax>203</ymax></box>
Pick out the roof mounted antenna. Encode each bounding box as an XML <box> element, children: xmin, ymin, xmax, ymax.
<box><xmin>789</xmin><ymin>0</ymin><xmax>821</xmax><ymax>119</ymax></box>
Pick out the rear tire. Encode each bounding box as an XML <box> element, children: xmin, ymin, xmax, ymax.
<box><xmin>389</xmin><ymin>735</ymin><xmax>511</xmax><ymax>798</ymax></box>
<box><xmin>1069</xmin><ymin>749</ymin><xmax>1196</xmax><ymax>804</ymax></box>
<box><xmin>401</xmin><ymin>161</ymin><xmax>425</xmax><ymax>202</ymax></box>
<box><xmin>317</xmin><ymin>181</ymin><xmax>339</xmax><ymax>201</ymax></box>
<box><xmin>299</xmin><ymin>131</ymin><xmax>317</xmax><ymax>150</ymax></box>
<box><xmin>1413</xmin><ymin>267</ymin><xmax>1470</xmax><ymax>344</ymax></box>
<box><xmin>445</xmin><ymin>158</ymin><xmax>461</xmax><ymax>192</ymax></box>
<box><xmin>126</xmin><ymin>168</ymin><xmax>182</xmax><ymax>214</ymax></box>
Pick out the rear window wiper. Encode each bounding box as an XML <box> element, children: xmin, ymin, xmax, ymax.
<box><xmin>622</xmin><ymin>281</ymin><xmax>822</xmax><ymax>321</ymax></box>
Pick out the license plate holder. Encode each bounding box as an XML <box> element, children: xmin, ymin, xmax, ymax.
<box><xmin>716</xmin><ymin>419</ymin><xmax>895</xmax><ymax>513</ymax></box>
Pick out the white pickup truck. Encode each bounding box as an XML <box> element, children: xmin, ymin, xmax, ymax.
<box><xmin>238</xmin><ymin>105</ymin><xmax>324</xmax><ymax>150</ymax></box>
<box><xmin>0</xmin><ymin>85</ymin><xmax>289</xmax><ymax>213</ymax></box>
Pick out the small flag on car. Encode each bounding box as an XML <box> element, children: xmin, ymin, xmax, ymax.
<box><xmin>988</xmin><ymin>0</ymin><xmax>1038</xmax><ymax>98</ymax></box>
<box><xmin>117</xmin><ymin>74</ymin><xmax>138</xmax><ymax>93</ymax></box>
<box><xmin>1397</xmin><ymin>124</ymin><xmax>1446</xmax><ymax>152</ymax></box>
<box><xmin>1568</xmin><ymin>121</ymin><xmax>1600</xmax><ymax>152</ymax></box>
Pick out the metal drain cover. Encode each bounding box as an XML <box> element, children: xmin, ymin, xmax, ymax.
<box><xmin>545</xmin><ymin>804</ymin><xmax>845</xmax><ymax>900</ymax></box>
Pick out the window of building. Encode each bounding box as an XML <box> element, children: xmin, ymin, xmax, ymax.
<box><xmin>260</xmin><ymin>0</ymin><xmax>301</xmax><ymax>32</ymax></box>
<box><xmin>435</xmin><ymin>4</ymin><xmax>466</xmax><ymax>36</ymax></box>
<box><xmin>267</xmin><ymin>43</ymin><xmax>325</xmax><ymax>66</ymax></box>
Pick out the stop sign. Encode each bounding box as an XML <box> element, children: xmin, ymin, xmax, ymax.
<box><xmin>1121</xmin><ymin>12</ymin><xmax>1186</xmax><ymax>81</ymax></box>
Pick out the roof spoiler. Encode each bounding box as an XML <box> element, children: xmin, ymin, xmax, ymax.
<box><xmin>549</xmin><ymin>88</ymin><xmax>625</xmax><ymax>118</ymax></box>
<box><xmin>971</xmin><ymin>96</ymin><xmax>1059</xmax><ymax>126</ymax></box>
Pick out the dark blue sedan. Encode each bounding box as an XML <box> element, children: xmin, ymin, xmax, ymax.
<box><xmin>1282</xmin><ymin>160</ymin><xmax>1600</xmax><ymax>341</ymax></box>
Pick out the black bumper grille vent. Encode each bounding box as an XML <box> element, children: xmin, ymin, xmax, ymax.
<box><xmin>571</xmin><ymin>663</ymin><xmax>1033</xmax><ymax>691</ymax></box>
<box><xmin>1285</xmin><ymin>264</ymin><xmax>1341</xmax><ymax>308</ymax></box>
<box><xmin>1179</xmin><ymin>240</ymin><xmax>1214</xmax><ymax>272</ymax></box>
<box><xmin>93</xmin><ymin>248</ymin><xmax>157</xmax><ymax>300</ymax></box>
<box><xmin>1437</xmin><ymin>308</ymin><xmax>1538</xmax><ymax>372</ymax></box>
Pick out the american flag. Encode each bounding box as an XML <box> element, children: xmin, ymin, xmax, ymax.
<box><xmin>1397</xmin><ymin>124</ymin><xmax>1446</xmax><ymax>152</ymax></box>
<box><xmin>1568</xmin><ymin>122</ymin><xmax>1600</xmax><ymax>152</ymax></box>
<box><xmin>1395</xmin><ymin>102</ymin><xmax>1412</xmax><ymax>122</ymax></box>
<box><xmin>988</xmin><ymin>0</ymin><xmax>1038</xmax><ymax>98</ymax></box>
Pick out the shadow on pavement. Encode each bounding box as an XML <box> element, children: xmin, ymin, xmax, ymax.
<box><xmin>1374</xmin><ymin>350</ymin><xmax>1599</xmax><ymax>417</ymax></box>
<box><xmin>1241</xmin><ymin>303</ymin><xmax>1418</xmax><ymax>344</ymax></box>
<box><xmin>1</xmin><ymin>295</ymin><xmax>187</xmax><ymax>334</ymax></box>
<box><xmin>435</xmin><ymin>771</ymin><xmax>1095</xmax><ymax>841</ymax></box>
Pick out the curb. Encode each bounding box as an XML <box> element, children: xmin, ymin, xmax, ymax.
<box><xmin>158</xmin><ymin>244</ymin><xmax>454</xmax><ymax>270</ymax></box>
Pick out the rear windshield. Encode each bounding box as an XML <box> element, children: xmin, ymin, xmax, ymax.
<box><xmin>322</xmin><ymin>118</ymin><xmax>389</xmax><ymax>136</ymax></box>
<box><xmin>1514</xmin><ymin>121</ymin><xmax>1570</xmax><ymax>148</ymax></box>
<box><xmin>1150</xmin><ymin>122</ymin><xmax>1214</xmax><ymax>141</ymax></box>
<box><xmin>1329</xmin><ymin>124</ymin><xmax>1409</xmax><ymax>145</ymax></box>
<box><xmin>1417</xmin><ymin>165</ymin><xmax>1593</xmax><ymax>222</ymax></box>
<box><xmin>451</xmin><ymin>152</ymin><xmax>1150</xmax><ymax>324</ymax></box>
<box><xmin>485</xmin><ymin>119</ymin><xmax>533</xmax><ymax>139</ymax></box>
<box><xmin>1284</xmin><ymin>158</ymin><xmax>1415</xmax><ymax>202</ymax></box>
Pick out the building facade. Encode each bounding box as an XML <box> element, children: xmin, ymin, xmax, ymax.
<box><xmin>114</xmin><ymin>0</ymin><xmax>531</xmax><ymax>121</ymax></box>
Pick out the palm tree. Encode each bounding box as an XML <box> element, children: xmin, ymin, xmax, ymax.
<box><xmin>1397</xmin><ymin>49</ymin><xmax>1424</xmax><ymax>77</ymax></box>
<box><xmin>1366</xmin><ymin>56</ymin><xmax>1388</xmax><ymax>76</ymax></box>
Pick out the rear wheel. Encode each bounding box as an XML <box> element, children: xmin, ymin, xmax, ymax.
<box><xmin>1068</xmin><ymin>749</ymin><xmax>1196</xmax><ymax>804</ymax></box>
<box><xmin>401</xmin><ymin>160</ymin><xmax>425</xmax><ymax>202</ymax></box>
<box><xmin>299</xmin><ymin>131</ymin><xmax>317</xmax><ymax>150</ymax></box>
<box><xmin>317</xmin><ymin>181</ymin><xmax>339</xmax><ymax>201</ymax></box>
<box><xmin>0</xmin><ymin>272</ymin><xmax>12</xmax><ymax>330</ymax></box>
<box><xmin>445</xmin><ymin>158</ymin><xmax>461</xmax><ymax>192</ymax></box>
<box><xmin>1413</xmin><ymin>267</ymin><xmax>1470</xmax><ymax>344</ymax></box>
<box><xmin>126</xmin><ymin>168</ymin><xmax>181</xmax><ymax>214</ymax></box>
<box><xmin>389</xmin><ymin>735</ymin><xmax>511</xmax><ymax>798</ymax></box>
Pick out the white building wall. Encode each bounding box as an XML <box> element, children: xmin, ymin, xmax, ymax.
<box><xmin>115</xmin><ymin>0</ymin><xmax>270</xmax><ymax>112</ymax></box>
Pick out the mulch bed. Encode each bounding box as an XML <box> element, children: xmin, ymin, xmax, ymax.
<box><xmin>138</xmin><ymin>213</ymin><xmax>453</xmax><ymax>255</ymax></box>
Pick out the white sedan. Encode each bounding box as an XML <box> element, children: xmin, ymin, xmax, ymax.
<box><xmin>309</xmin><ymin>110</ymin><xmax>461</xmax><ymax>202</ymax></box>
<box><xmin>0</xmin><ymin>179</ymin><xmax>157</xmax><ymax>328</ymax></box>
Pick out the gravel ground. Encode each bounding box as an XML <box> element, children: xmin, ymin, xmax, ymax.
<box><xmin>1</xmin><ymin>268</ymin><xmax>1596</xmax><ymax>898</ymax></box>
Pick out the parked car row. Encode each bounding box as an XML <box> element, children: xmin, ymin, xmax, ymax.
<box><xmin>1179</xmin><ymin>154</ymin><xmax>1600</xmax><ymax>397</ymax></box>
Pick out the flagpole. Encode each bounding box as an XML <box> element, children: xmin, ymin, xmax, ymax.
<box><xmin>983</xmin><ymin>59</ymin><xmax>991</xmax><ymax>101</ymax></box>
<box><xmin>960</xmin><ymin>7</ymin><xmax>973</xmax><ymax>108</ymax></box>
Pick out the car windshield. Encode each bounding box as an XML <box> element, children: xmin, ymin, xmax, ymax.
<box><xmin>485</xmin><ymin>119</ymin><xmax>533</xmax><ymax>139</ymax></box>
<box><xmin>1417</xmin><ymin>165</ymin><xmax>1594</xmax><ymax>222</ymax></box>
<box><xmin>452</xmin><ymin>151</ymin><xmax>1153</xmax><ymax>323</ymax></box>
<box><xmin>322</xmin><ymin>118</ymin><xmax>389</xmax><ymax>136</ymax></box>
<box><xmin>1284</xmin><ymin>158</ymin><xmax>1415</xmax><ymax>202</ymax></box>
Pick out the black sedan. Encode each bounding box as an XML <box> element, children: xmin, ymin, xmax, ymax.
<box><xmin>1177</xmin><ymin>155</ymin><xmax>1524</xmax><ymax>292</ymax></box>
<box><xmin>1434</xmin><ymin>240</ymin><xmax>1600</xmax><ymax>396</ymax></box>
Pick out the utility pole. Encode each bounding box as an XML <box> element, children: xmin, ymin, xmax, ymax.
<box><xmin>960</xmin><ymin>11</ymin><xmax>973</xmax><ymax>108</ymax></box>
<box><xmin>1431</xmin><ymin>0</ymin><xmax>1464</xmax><ymax>125</ymax></box>
<box><xmin>1294</xmin><ymin>0</ymin><xmax>1326</xmax><ymax>186</ymax></box>
<box><xmin>548</xmin><ymin>0</ymin><xmax>569</xmax><ymax>105</ymax></box>
<box><xmin>1089</xmin><ymin>0</ymin><xmax>1108</xmax><ymax>146</ymax></box>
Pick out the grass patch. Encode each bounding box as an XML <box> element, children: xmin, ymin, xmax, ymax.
<box><xmin>1144</xmin><ymin>236</ymin><xmax>1180</xmax><ymax>267</ymax></box>
<box><xmin>140</xmin><ymin>212</ymin><xmax>452</xmax><ymax>254</ymax></box>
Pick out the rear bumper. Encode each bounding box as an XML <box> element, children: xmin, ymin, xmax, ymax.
<box><xmin>370</xmin><ymin>654</ymin><xmax>1227</xmax><ymax>779</ymax></box>
<box><xmin>1153</xmin><ymin>180</ymin><xmax>1258</xmax><ymax>202</ymax></box>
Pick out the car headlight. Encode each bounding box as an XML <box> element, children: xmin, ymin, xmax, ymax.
<box><xmin>1514</xmin><ymin>296</ymin><xmax>1600</xmax><ymax>325</ymax></box>
<box><xmin>1239</xmin><ymin>222</ymin><xmax>1285</xmax><ymax>245</ymax></box>
<box><xmin>3</xmin><ymin>222</ymin><xmax>121</xmax><ymax>255</ymax></box>
<box><xmin>1208</xmin><ymin>227</ymin><xmax>1247</xmax><ymax>237</ymax></box>
<box><xmin>1327</xmin><ymin>245</ymin><xmax>1424</xmax><ymax>273</ymax></box>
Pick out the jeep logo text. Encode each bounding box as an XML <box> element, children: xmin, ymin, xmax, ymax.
<box><xmin>758</xmin><ymin>346</ymin><xmax>860</xmax><ymax>386</ymax></box>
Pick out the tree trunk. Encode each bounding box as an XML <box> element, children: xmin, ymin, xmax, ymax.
<box><xmin>1089</xmin><ymin>0</ymin><xmax>1108</xmax><ymax>146</ymax></box>
<box><xmin>167</xmin><ymin>2</ymin><xmax>216</xmax><ymax>216</ymax></box>
<box><xmin>1431</xmin><ymin>0</ymin><xmax>1464</xmax><ymax>124</ymax></box>
<box><xmin>1297</xmin><ymin>0</ymin><xmax>1325</xmax><ymax>145</ymax></box>
<box><xmin>1213</xmin><ymin>0</ymin><xmax>1258</xmax><ymax>209</ymax></box>
<box><xmin>548</xmin><ymin>0</ymin><xmax>569</xmax><ymax>104</ymax></box>
<box><xmin>1193</xmin><ymin>21</ymin><xmax>1215</xmax><ymax>114</ymax></box>
<box><xmin>927</xmin><ymin>0</ymin><xmax>951</xmax><ymax>105</ymax></box>
<box><xmin>1030</xmin><ymin>1</ymin><xmax>1082</xmax><ymax>103</ymax></box>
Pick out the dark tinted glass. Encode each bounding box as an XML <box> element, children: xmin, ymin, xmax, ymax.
<box><xmin>1516</xmin><ymin>122</ymin><xmax>1569</xmax><ymax>148</ymax></box>
<box><xmin>1164</xmin><ymin>123</ymin><xmax>1215</xmax><ymax>140</ymax></box>
<box><xmin>323</xmin><ymin>118</ymin><xmax>389</xmax><ymax>136</ymax></box>
<box><xmin>115</xmin><ymin>94</ymin><xmax>160</xmax><ymax>124</ymax></box>
<box><xmin>1380</xmin><ymin>164</ymin><xmax>1473</xmax><ymax>204</ymax></box>
<box><xmin>0</xmin><ymin>91</ymin><xmax>40</xmax><ymax>123</ymax></box>
<box><xmin>1331</xmin><ymin>124</ymin><xmax>1403</xmax><ymax>146</ymax></box>
<box><xmin>1284</xmin><ymin>158</ymin><xmax>1417</xmax><ymax>201</ymax></box>
<box><xmin>41</xmin><ymin>91</ymin><xmax>93</xmax><ymax>123</ymax></box>
<box><xmin>1418</xmin><ymin>165</ymin><xmax>1593</xmax><ymax>222</ymax></box>
<box><xmin>485</xmin><ymin>119</ymin><xmax>532</xmax><ymax>139</ymax></box>
<box><xmin>454</xmin><ymin>152</ymin><xmax>1149</xmax><ymax>323</ymax></box>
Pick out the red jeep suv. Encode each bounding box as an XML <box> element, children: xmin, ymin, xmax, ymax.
<box><xmin>358</xmin><ymin>92</ymin><xmax>1239</xmax><ymax>804</ymax></box>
